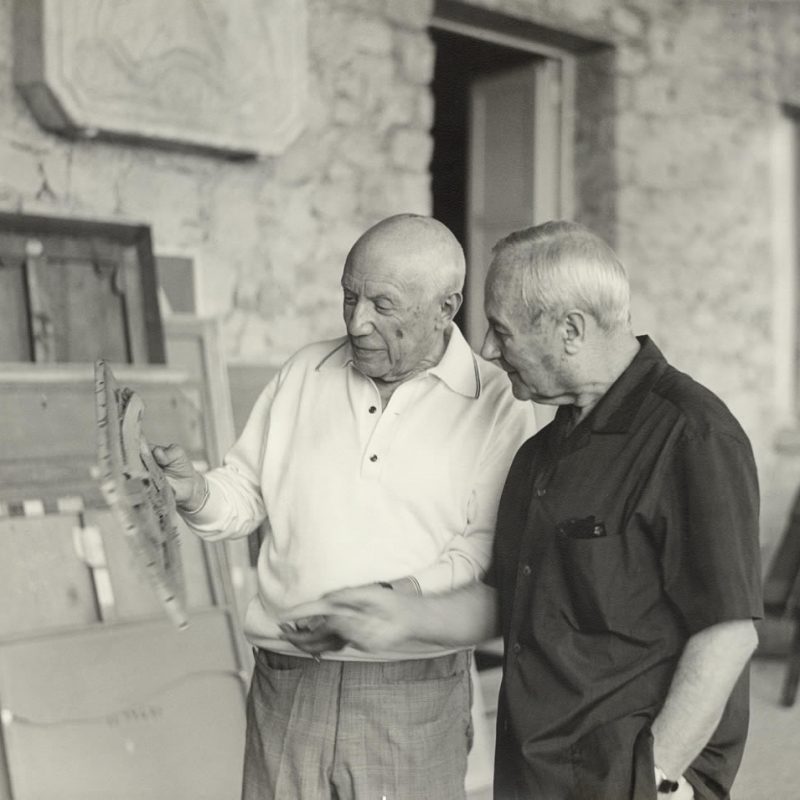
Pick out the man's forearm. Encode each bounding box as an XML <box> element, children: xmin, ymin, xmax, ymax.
<box><xmin>407</xmin><ymin>580</ymin><xmax>499</xmax><ymax>648</ymax></box>
<box><xmin>281</xmin><ymin>580</ymin><xmax>499</xmax><ymax>654</ymax></box>
<box><xmin>651</xmin><ymin>619</ymin><xmax>758</xmax><ymax>779</ymax></box>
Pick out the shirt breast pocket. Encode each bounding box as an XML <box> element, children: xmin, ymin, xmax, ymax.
<box><xmin>557</xmin><ymin>530</ymin><xmax>633</xmax><ymax>635</ymax></box>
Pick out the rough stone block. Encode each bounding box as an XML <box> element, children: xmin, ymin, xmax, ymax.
<box><xmin>610</xmin><ymin>6</ymin><xmax>647</xmax><ymax>39</ymax></box>
<box><xmin>375</xmin><ymin>84</ymin><xmax>419</xmax><ymax>134</ymax></box>
<box><xmin>313</xmin><ymin>180</ymin><xmax>359</xmax><ymax>220</ymax></box>
<box><xmin>383</xmin><ymin>0</ymin><xmax>434</xmax><ymax>30</ymax></box>
<box><xmin>389</xmin><ymin>127</ymin><xmax>432</xmax><ymax>172</ymax></box>
<box><xmin>395</xmin><ymin>30</ymin><xmax>435</xmax><ymax>85</ymax></box>
<box><xmin>339</xmin><ymin>128</ymin><xmax>387</xmax><ymax>171</ymax></box>
<box><xmin>353</xmin><ymin>18</ymin><xmax>394</xmax><ymax>55</ymax></box>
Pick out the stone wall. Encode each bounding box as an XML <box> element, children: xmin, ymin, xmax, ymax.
<box><xmin>0</xmin><ymin>0</ymin><xmax>436</xmax><ymax>362</ymax></box>
<box><xmin>1</xmin><ymin>0</ymin><xmax>800</xmax><ymax>550</ymax></box>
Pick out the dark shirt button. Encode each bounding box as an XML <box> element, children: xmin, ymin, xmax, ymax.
<box><xmin>522</xmin><ymin>564</ymin><xmax>532</xmax><ymax>577</ymax></box>
<box><xmin>369</xmin><ymin>454</ymin><xmax>378</xmax><ymax>462</ymax></box>
<box><xmin>535</xmin><ymin>487</ymin><xmax>546</xmax><ymax>497</ymax></box>
<box><xmin>368</xmin><ymin>406</ymin><xmax>377</xmax><ymax>414</ymax></box>
<box><xmin>511</xmin><ymin>642</ymin><xmax>522</xmax><ymax>655</ymax></box>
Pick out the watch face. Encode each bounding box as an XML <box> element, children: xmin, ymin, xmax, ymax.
<box><xmin>657</xmin><ymin>778</ymin><xmax>680</xmax><ymax>793</ymax></box>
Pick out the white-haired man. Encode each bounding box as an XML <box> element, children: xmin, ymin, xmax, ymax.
<box><xmin>285</xmin><ymin>221</ymin><xmax>763</xmax><ymax>800</ymax></box>
<box><xmin>154</xmin><ymin>214</ymin><xmax>535</xmax><ymax>800</ymax></box>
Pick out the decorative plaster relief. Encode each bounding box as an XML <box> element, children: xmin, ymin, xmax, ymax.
<box><xmin>13</xmin><ymin>0</ymin><xmax>308</xmax><ymax>157</ymax></box>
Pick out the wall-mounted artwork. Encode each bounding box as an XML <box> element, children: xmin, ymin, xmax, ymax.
<box><xmin>13</xmin><ymin>0</ymin><xmax>308</xmax><ymax>158</ymax></box>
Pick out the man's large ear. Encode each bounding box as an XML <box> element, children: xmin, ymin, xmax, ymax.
<box><xmin>439</xmin><ymin>291</ymin><xmax>463</xmax><ymax>327</ymax></box>
<box><xmin>563</xmin><ymin>310</ymin><xmax>587</xmax><ymax>354</ymax></box>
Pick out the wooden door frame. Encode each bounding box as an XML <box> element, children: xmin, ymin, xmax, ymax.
<box><xmin>430</xmin><ymin>1</ymin><xmax>577</xmax><ymax>222</ymax></box>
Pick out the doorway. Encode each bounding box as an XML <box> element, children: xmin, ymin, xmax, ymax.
<box><xmin>429</xmin><ymin>21</ymin><xmax>571</xmax><ymax>349</ymax></box>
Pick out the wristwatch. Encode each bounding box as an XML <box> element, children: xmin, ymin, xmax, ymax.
<box><xmin>654</xmin><ymin>766</ymin><xmax>680</xmax><ymax>794</ymax></box>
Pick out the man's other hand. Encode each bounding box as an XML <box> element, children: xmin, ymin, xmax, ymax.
<box><xmin>278</xmin><ymin>615</ymin><xmax>348</xmax><ymax>656</ymax></box>
<box><xmin>280</xmin><ymin>585</ymin><xmax>417</xmax><ymax>655</ymax></box>
<box><xmin>152</xmin><ymin>443</ymin><xmax>206</xmax><ymax>510</ymax></box>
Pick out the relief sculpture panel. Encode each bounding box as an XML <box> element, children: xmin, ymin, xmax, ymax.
<box><xmin>13</xmin><ymin>0</ymin><xmax>308</xmax><ymax>157</ymax></box>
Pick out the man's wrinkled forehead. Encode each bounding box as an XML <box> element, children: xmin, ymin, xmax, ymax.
<box><xmin>486</xmin><ymin>253</ymin><xmax>523</xmax><ymax>301</ymax></box>
<box><xmin>340</xmin><ymin>270</ymin><xmax>408</xmax><ymax>301</ymax></box>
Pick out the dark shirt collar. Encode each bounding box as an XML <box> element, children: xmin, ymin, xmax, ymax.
<box><xmin>555</xmin><ymin>335</ymin><xmax>668</xmax><ymax>435</ymax></box>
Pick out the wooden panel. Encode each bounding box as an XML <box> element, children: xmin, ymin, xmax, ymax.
<box><xmin>87</xmin><ymin>509</ymin><xmax>213</xmax><ymax>621</ymax></box>
<box><xmin>156</xmin><ymin>256</ymin><xmax>196</xmax><ymax>314</ymax></box>
<box><xmin>33</xmin><ymin>253</ymin><xmax>129</xmax><ymax>363</ymax></box>
<box><xmin>121</xmin><ymin>245</ymin><xmax>150</xmax><ymax>363</ymax></box>
<box><xmin>0</xmin><ymin>515</ymin><xmax>98</xmax><ymax>637</ymax></box>
<box><xmin>62</xmin><ymin>256</ymin><xmax>129</xmax><ymax>363</ymax></box>
<box><xmin>165</xmin><ymin>316</ymin><xmax>237</xmax><ymax>463</ymax></box>
<box><xmin>0</xmin><ymin>255</ymin><xmax>30</xmax><ymax>360</ymax></box>
<box><xmin>0</xmin><ymin>612</ymin><xmax>246</xmax><ymax>800</ymax></box>
<box><xmin>0</xmin><ymin>365</ymin><xmax>204</xmax><ymax>505</ymax></box>
<box><xmin>22</xmin><ymin>252</ymin><xmax>55</xmax><ymax>362</ymax></box>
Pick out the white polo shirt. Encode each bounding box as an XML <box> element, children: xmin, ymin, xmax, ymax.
<box><xmin>184</xmin><ymin>325</ymin><xmax>536</xmax><ymax>659</ymax></box>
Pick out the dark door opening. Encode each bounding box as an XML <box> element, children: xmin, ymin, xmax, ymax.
<box><xmin>429</xmin><ymin>27</ymin><xmax>546</xmax><ymax>345</ymax></box>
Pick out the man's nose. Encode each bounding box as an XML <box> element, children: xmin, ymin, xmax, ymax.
<box><xmin>480</xmin><ymin>328</ymin><xmax>500</xmax><ymax>360</ymax></box>
<box><xmin>347</xmin><ymin>298</ymin><xmax>374</xmax><ymax>336</ymax></box>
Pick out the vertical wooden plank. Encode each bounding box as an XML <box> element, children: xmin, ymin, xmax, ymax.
<box><xmin>0</xmin><ymin>254</ymin><xmax>32</xmax><ymax>360</ymax></box>
<box><xmin>62</xmin><ymin>255</ymin><xmax>128</xmax><ymax>363</ymax></box>
<box><xmin>135</xmin><ymin>229</ymin><xmax>166</xmax><ymax>363</ymax></box>
<box><xmin>120</xmin><ymin>245</ymin><xmax>150</xmax><ymax>364</ymax></box>
<box><xmin>22</xmin><ymin>240</ymin><xmax>55</xmax><ymax>363</ymax></box>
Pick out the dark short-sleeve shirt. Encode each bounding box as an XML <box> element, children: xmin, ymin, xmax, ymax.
<box><xmin>486</xmin><ymin>336</ymin><xmax>762</xmax><ymax>800</ymax></box>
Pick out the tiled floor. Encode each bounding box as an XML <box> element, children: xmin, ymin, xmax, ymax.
<box><xmin>468</xmin><ymin>656</ymin><xmax>800</xmax><ymax>799</ymax></box>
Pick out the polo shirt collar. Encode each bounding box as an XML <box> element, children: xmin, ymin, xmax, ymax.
<box><xmin>581</xmin><ymin>335</ymin><xmax>668</xmax><ymax>434</ymax></box>
<box><xmin>553</xmin><ymin>335</ymin><xmax>667</xmax><ymax>438</ymax></box>
<box><xmin>315</xmin><ymin>326</ymin><xmax>481</xmax><ymax>400</ymax></box>
<box><xmin>428</xmin><ymin>324</ymin><xmax>482</xmax><ymax>399</ymax></box>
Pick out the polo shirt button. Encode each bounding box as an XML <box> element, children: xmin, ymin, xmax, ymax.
<box><xmin>522</xmin><ymin>564</ymin><xmax>532</xmax><ymax>577</ymax></box>
<box><xmin>368</xmin><ymin>406</ymin><xmax>377</xmax><ymax>414</ymax></box>
<box><xmin>369</xmin><ymin>454</ymin><xmax>378</xmax><ymax>462</ymax></box>
<box><xmin>535</xmin><ymin>487</ymin><xmax>546</xmax><ymax>497</ymax></box>
<box><xmin>511</xmin><ymin>642</ymin><xmax>522</xmax><ymax>655</ymax></box>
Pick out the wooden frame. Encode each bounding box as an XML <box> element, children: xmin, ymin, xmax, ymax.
<box><xmin>163</xmin><ymin>315</ymin><xmax>236</xmax><ymax>465</ymax></box>
<box><xmin>163</xmin><ymin>315</ymin><xmax>255</xmax><ymax>671</ymax></box>
<box><xmin>0</xmin><ymin>211</ymin><xmax>165</xmax><ymax>364</ymax></box>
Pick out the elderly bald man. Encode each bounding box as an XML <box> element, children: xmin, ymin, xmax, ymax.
<box><xmin>285</xmin><ymin>221</ymin><xmax>762</xmax><ymax>800</ymax></box>
<box><xmin>153</xmin><ymin>213</ymin><xmax>535</xmax><ymax>800</ymax></box>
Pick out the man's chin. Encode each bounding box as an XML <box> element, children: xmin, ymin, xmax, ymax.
<box><xmin>352</xmin><ymin>353</ymin><xmax>389</xmax><ymax>378</ymax></box>
<box><xmin>506</xmin><ymin>372</ymin><xmax>532</xmax><ymax>400</ymax></box>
